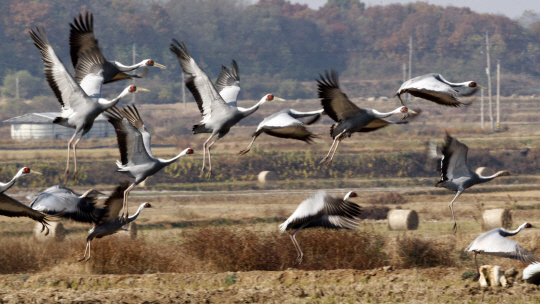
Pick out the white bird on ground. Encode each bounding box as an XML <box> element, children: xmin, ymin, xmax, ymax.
<box><xmin>523</xmin><ymin>262</ymin><xmax>540</xmax><ymax>285</ymax></box>
<box><xmin>78</xmin><ymin>183</ymin><xmax>150</xmax><ymax>262</ymax></box>
<box><xmin>239</xmin><ymin>109</ymin><xmax>324</xmax><ymax>155</ymax></box>
<box><xmin>105</xmin><ymin>105</ymin><xmax>193</xmax><ymax>218</ymax></box>
<box><xmin>396</xmin><ymin>73</ymin><xmax>486</xmax><ymax>116</ymax></box>
<box><xmin>70</xmin><ymin>11</ymin><xmax>165</xmax><ymax>97</ymax></box>
<box><xmin>317</xmin><ymin>69</ymin><xmax>419</xmax><ymax>166</ymax></box>
<box><xmin>279</xmin><ymin>191</ymin><xmax>361</xmax><ymax>265</ymax></box>
<box><xmin>169</xmin><ymin>39</ymin><xmax>285</xmax><ymax>178</ymax></box>
<box><xmin>428</xmin><ymin>133</ymin><xmax>513</xmax><ymax>232</ymax></box>
<box><xmin>465</xmin><ymin>222</ymin><xmax>537</xmax><ymax>281</ymax></box>
<box><xmin>29</xmin><ymin>185</ymin><xmax>105</xmax><ymax>224</ymax></box>
<box><xmin>29</xmin><ymin>28</ymin><xmax>150</xmax><ymax>179</ymax></box>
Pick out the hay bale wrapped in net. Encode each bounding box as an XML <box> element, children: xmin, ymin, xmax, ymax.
<box><xmin>387</xmin><ymin>209</ymin><xmax>418</xmax><ymax>231</ymax></box>
<box><xmin>258</xmin><ymin>171</ymin><xmax>278</xmax><ymax>184</ymax></box>
<box><xmin>482</xmin><ymin>208</ymin><xmax>512</xmax><ymax>230</ymax></box>
<box><xmin>34</xmin><ymin>222</ymin><xmax>65</xmax><ymax>242</ymax></box>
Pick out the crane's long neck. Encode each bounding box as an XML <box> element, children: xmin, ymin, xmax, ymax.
<box><xmin>438</xmin><ymin>75</ymin><xmax>470</xmax><ymax>87</ymax></box>
<box><xmin>160</xmin><ymin>149</ymin><xmax>190</xmax><ymax>166</ymax></box>
<box><xmin>113</xmin><ymin>61</ymin><xmax>145</xmax><ymax>72</ymax></box>
<box><xmin>289</xmin><ymin>109</ymin><xmax>325</xmax><ymax>118</ymax></box>
<box><xmin>343</xmin><ymin>191</ymin><xmax>354</xmax><ymax>201</ymax></box>
<box><xmin>98</xmin><ymin>88</ymin><xmax>131</xmax><ymax>110</ymax></box>
<box><xmin>127</xmin><ymin>204</ymin><xmax>147</xmax><ymax>223</ymax></box>
<box><xmin>477</xmin><ymin>171</ymin><xmax>507</xmax><ymax>184</ymax></box>
<box><xmin>501</xmin><ymin>223</ymin><xmax>528</xmax><ymax>236</ymax></box>
<box><xmin>239</xmin><ymin>97</ymin><xmax>267</xmax><ymax>118</ymax></box>
<box><xmin>0</xmin><ymin>170</ymin><xmax>23</xmax><ymax>193</ymax></box>
<box><xmin>371</xmin><ymin>108</ymin><xmax>402</xmax><ymax>118</ymax></box>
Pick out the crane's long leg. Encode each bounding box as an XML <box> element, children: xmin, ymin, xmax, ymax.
<box><xmin>85</xmin><ymin>241</ymin><xmax>91</xmax><ymax>261</ymax></box>
<box><xmin>122</xmin><ymin>183</ymin><xmax>137</xmax><ymax>219</ymax></box>
<box><xmin>205</xmin><ymin>131</ymin><xmax>228</xmax><ymax>179</ymax></box>
<box><xmin>473</xmin><ymin>252</ymin><xmax>480</xmax><ymax>281</ymax></box>
<box><xmin>289</xmin><ymin>233</ymin><xmax>301</xmax><ymax>259</ymax></box>
<box><xmin>324</xmin><ymin>137</ymin><xmax>343</xmax><ymax>166</ymax></box>
<box><xmin>291</xmin><ymin>228</ymin><xmax>304</xmax><ymax>265</ymax></box>
<box><xmin>449</xmin><ymin>190</ymin><xmax>463</xmax><ymax>233</ymax></box>
<box><xmin>78</xmin><ymin>241</ymin><xmax>90</xmax><ymax>262</ymax></box>
<box><xmin>239</xmin><ymin>135</ymin><xmax>258</xmax><ymax>155</ymax></box>
<box><xmin>200</xmin><ymin>134</ymin><xmax>214</xmax><ymax>176</ymax></box>
<box><xmin>320</xmin><ymin>138</ymin><xmax>338</xmax><ymax>165</ymax></box>
<box><xmin>72</xmin><ymin>136</ymin><xmax>82</xmax><ymax>180</ymax></box>
<box><xmin>64</xmin><ymin>132</ymin><xmax>78</xmax><ymax>179</ymax></box>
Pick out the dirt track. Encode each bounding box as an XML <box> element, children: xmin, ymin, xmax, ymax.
<box><xmin>1</xmin><ymin>268</ymin><xmax>539</xmax><ymax>303</ymax></box>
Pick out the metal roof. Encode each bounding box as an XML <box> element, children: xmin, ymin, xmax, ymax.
<box><xmin>3</xmin><ymin>113</ymin><xmax>109</xmax><ymax>124</ymax></box>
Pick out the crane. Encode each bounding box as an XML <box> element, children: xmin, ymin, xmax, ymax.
<box><xmin>29</xmin><ymin>27</ymin><xmax>150</xmax><ymax>179</ymax></box>
<box><xmin>78</xmin><ymin>183</ymin><xmax>151</xmax><ymax>262</ymax></box>
<box><xmin>465</xmin><ymin>222</ymin><xmax>537</xmax><ymax>281</ymax></box>
<box><xmin>215</xmin><ymin>60</ymin><xmax>240</xmax><ymax>107</ymax></box>
<box><xmin>279</xmin><ymin>191</ymin><xmax>361</xmax><ymax>265</ymax></box>
<box><xmin>104</xmin><ymin>105</ymin><xmax>193</xmax><ymax>218</ymax></box>
<box><xmin>239</xmin><ymin>109</ymin><xmax>324</xmax><ymax>155</ymax></box>
<box><xmin>428</xmin><ymin>133</ymin><xmax>513</xmax><ymax>232</ymax></box>
<box><xmin>70</xmin><ymin>11</ymin><xmax>165</xmax><ymax>96</ymax></box>
<box><xmin>396</xmin><ymin>73</ymin><xmax>486</xmax><ymax>117</ymax></box>
<box><xmin>317</xmin><ymin>69</ymin><xmax>419</xmax><ymax>166</ymax></box>
<box><xmin>29</xmin><ymin>185</ymin><xmax>106</xmax><ymax>224</ymax></box>
<box><xmin>0</xmin><ymin>167</ymin><xmax>50</xmax><ymax>234</ymax></box>
<box><xmin>169</xmin><ymin>39</ymin><xmax>284</xmax><ymax>178</ymax></box>
<box><xmin>523</xmin><ymin>262</ymin><xmax>540</xmax><ymax>284</ymax></box>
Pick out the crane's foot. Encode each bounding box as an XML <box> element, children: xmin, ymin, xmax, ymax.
<box><xmin>72</xmin><ymin>172</ymin><xmax>78</xmax><ymax>180</ymax></box>
<box><xmin>238</xmin><ymin>149</ymin><xmax>250</xmax><ymax>155</ymax></box>
<box><xmin>319</xmin><ymin>157</ymin><xmax>329</xmax><ymax>165</ymax></box>
<box><xmin>64</xmin><ymin>170</ymin><xmax>70</xmax><ymax>181</ymax></box>
<box><xmin>206</xmin><ymin>170</ymin><xmax>212</xmax><ymax>180</ymax></box>
<box><xmin>199</xmin><ymin>168</ymin><xmax>206</xmax><ymax>178</ymax></box>
<box><xmin>452</xmin><ymin>222</ymin><xmax>458</xmax><ymax>234</ymax></box>
<box><xmin>294</xmin><ymin>255</ymin><xmax>303</xmax><ymax>265</ymax></box>
<box><xmin>323</xmin><ymin>158</ymin><xmax>334</xmax><ymax>167</ymax></box>
<box><xmin>77</xmin><ymin>256</ymin><xmax>86</xmax><ymax>262</ymax></box>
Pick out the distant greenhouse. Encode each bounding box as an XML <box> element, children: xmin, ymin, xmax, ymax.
<box><xmin>3</xmin><ymin>113</ymin><xmax>114</xmax><ymax>140</ymax></box>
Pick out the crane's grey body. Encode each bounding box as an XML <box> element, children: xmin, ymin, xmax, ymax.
<box><xmin>465</xmin><ymin>223</ymin><xmax>537</xmax><ymax>280</ymax></box>
<box><xmin>239</xmin><ymin>109</ymin><xmax>323</xmax><ymax>155</ymax></box>
<box><xmin>396</xmin><ymin>73</ymin><xmax>485</xmax><ymax>109</ymax></box>
<box><xmin>170</xmin><ymin>39</ymin><xmax>283</xmax><ymax>178</ymax></box>
<box><xmin>78</xmin><ymin>183</ymin><xmax>150</xmax><ymax>261</ymax></box>
<box><xmin>317</xmin><ymin>69</ymin><xmax>419</xmax><ymax>166</ymax></box>
<box><xmin>280</xmin><ymin>191</ymin><xmax>361</xmax><ymax>265</ymax></box>
<box><xmin>29</xmin><ymin>185</ymin><xmax>104</xmax><ymax>224</ymax></box>
<box><xmin>105</xmin><ymin>105</ymin><xmax>193</xmax><ymax>217</ymax></box>
<box><xmin>70</xmin><ymin>11</ymin><xmax>164</xmax><ymax>95</ymax></box>
<box><xmin>428</xmin><ymin>133</ymin><xmax>512</xmax><ymax>232</ymax></box>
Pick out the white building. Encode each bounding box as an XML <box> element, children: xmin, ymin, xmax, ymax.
<box><xmin>3</xmin><ymin>112</ymin><xmax>115</xmax><ymax>140</ymax></box>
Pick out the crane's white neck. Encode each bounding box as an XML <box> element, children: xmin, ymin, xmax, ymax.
<box><xmin>113</xmin><ymin>60</ymin><xmax>147</xmax><ymax>72</ymax></box>
<box><xmin>343</xmin><ymin>191</ymin><xmax>355</xmax><ymax>201</ymax></box>
<box><xmin>97</xmin><ymin>87</ymin><xmax>132</xmax><ymax>109</ymax></box>
<box><xmin>289</xmin><ymin>109</ymin><xmax>325</xmax><ymax>118</ymax></box>
<box><xmin>438</xmin><ymin>75</ymin><xmax>471</xmax><ymax>87</ymax></box>
<box><xmin>128</xmin><ymin>203</ymin><xmax>148</xmax><ymax>223</ymax></box>
<box><xmin>477</xmin><ymin>171</ymin><xmax>508</xmax><ymax>184</ymax></box>
<box><xmin>0</xmin><ymin>168</ymin><xmax>25</xmax><ymax>193</ymax></box>
<box><xmin>161</xmin><ymin>148</ymin><xmax>191</xmax><ymax>166</ymax></box>
<box><xmin>371</xmin><ymin>108</ymin><xmax>403</xmax><ymax>118</ymax></box>
<box><xmin>501</xmin><ymin>223</ymin><xmax>528</xmax><ymax>236</ymax></box>
<box><xmin>239</xmin><ymin>95</ymin><xmax>268</xmax><ymax>117</ymax></box>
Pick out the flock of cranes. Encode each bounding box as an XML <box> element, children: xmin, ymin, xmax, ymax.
<box><xmin>0</xmin><ymin>11</ymin><xmax>536</xmax><ymax>280</ymax></box>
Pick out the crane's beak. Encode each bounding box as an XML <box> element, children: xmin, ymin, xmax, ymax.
<box><xmin>153</xmin><ymin>62</ymin><xmax>167</xmax><ymax>69</ymax></box>
<box><xmin>274</xmin><ymin>97</ymin><xmax>286</xmax><ymax>102</ymax></box>
<box><xmin>31</xmin><ymin>171</ymin><xmax>42</xmax><ymax>175</ymax></box>
<box><xmin>136</xmin><ymin>88</ymin><xmax>151</xmax><ymax>92</ymax></box>
<box><xmin>477</xmin><ymin>85</ymin><xmax>487</xmax><ymax>90</ymax></box>
<box><xmin>408</xmin><ymin>109</ymin><xmax>418</xmax><ymax>115</ymax></box>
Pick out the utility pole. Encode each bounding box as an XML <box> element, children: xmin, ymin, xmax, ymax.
<box><xmin>132</xmin><ymin>43</ymin><xmax>136</xmax><ymax>103</ymax></box>
<box><xmin>15</xmin><ymin>77</ymin><xmax>19</xmax><ymax>99</ymax></box>
<box><xmin>182</xmin><ymin>72</ymin><xmax>186</xmax><ymax>109</ymax></box>
<box><xmin>480</xmin><ymin>89</ymin><xmax>484</xmax><ymax>129</ymax></box>
<box><xmin>408</xmin><ymin>36</ymin><xmax>412</xmax><ymax>100</ymax></box>
<box><xmin>496</xmin><ymin>60</ymin><xmax>500</xmax><ymax>130</ymax></box>
<box><xmin>485</xmin><ymin>30</ymin><xmax>494</xmax><ymax>133</ymax></box>
<box><xmin>402</xmin><ymin>63</ymin><xmax>407</xmax><ymax>83</ymax></box>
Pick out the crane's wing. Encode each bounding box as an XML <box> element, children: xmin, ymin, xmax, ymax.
<box><xmin>466</xmin><ymin>229</ymin><xmax>538</xmax><ymax>263</ymax></box>
<box><xmin>255</xmin><ymin>111</ymin><xmax>316</xmax><ymax>142</ymax></box>
<box><xmin>170</xmin><ymin>39</ymin><xmax>231</xmax><ymax>122</ymax></box>
<box><xmin>73</xmin><ymin>48</ymin><xmax>106</xmax><ymax>98</ymax></box>
<box><xmin>215</xmin><ymin>60</ymin><xmax>240</xmax><ymax>107</ymax></box>
<box><xmin>105</xmin><ymin>106</ymin><xmax>152</xmax><ymax>166</ymax></box>
<box><xmin>523</xmin><ymin>262</ymin><xmax>540</xmax><ymax>281</ymax></box>
<box><xmin>279</xmin><ymin>191</ymin><xmax>361</xmax><ymax>232</ymax></box>
<box><xmin>440</xmin><ymin>133</ymin><xmax>472</xmax><ymax>181</ymax></box>
<box><xmin>288</xmin><ymin>109</ymin><xmax>324</xmax><ymax>125</ymax></box>
<box><xmin>116</xmin><ymin>105</ymin><xmax>154</xmax><ymax>159</ymax></box>
<box><xmin>69</xmin><ymin>11</ymin><xmax>99</xmax><ymax>69</ymax></box>
<box><xmin>30</xmin><ymin>186</ymin><xmax>103</xmax><ymax>224</ymax></box>
<box><xmin>317</xmin><ymin>69</ymin><xmax>364</xmax><ymax>122</ymax></box>
<box><xmin>0</xmin><ymin>193</ymin><xmax>50</xmax><ymax>226</ymax></box>
<box><xmin>99</xmin><ymin>183</ymin><xmax>129</xmax><ymax>223</ymax></box>
<box><xmin>399</xmin><ymin>74</ymin><xmax>468</xmax><ymax>107</ymax></box>
<box><xmin>29</xmin><ymin>28</ymin><xmax>92</xmax><ymax>111</ymax></box>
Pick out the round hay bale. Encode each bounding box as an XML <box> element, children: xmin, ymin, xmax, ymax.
<box><xmin>258</xmin><ymin>171</ymin><xmax>278</xmax><ymax>184</ymax></box>
<box><xmin>475</xmin><ymin>167</ymin><xmax>493</xmax><ymax>176</ymax></box>
<box><xmin>34</xmin><ymin>222</ymin><xmax>65</xmax><ymax>242</ymax></box>
<box><xmin>482</xmin><ymin>208</ymin><xmax>512</xmax><ymax>230</ymax></box>
<box><xmin>387</xmin><ymin>209</ymin><xmax>418</xmax><ymax>231</ymax></box>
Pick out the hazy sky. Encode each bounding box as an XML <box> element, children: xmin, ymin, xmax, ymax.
<box><xmin>289</xmin><ymin>0</ymin><xmax>538</xmax><ymax>19</ymax></box>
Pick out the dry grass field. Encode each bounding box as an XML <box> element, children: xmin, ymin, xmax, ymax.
<box><xmin>1</xmin><ymin>96</ymin><xmax>540</xmax><ymax>302</ymax></box>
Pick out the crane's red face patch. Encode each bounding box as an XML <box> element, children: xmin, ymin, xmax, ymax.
<box><xmin>350</xmin><ymin>192</ymin><xmax>357</xmax><ymax>197</ymax></box>
<box><xmin>23</xmin><ymin>167</ymin><xmax>30</xmax><ymax>174</ymax></box>
<box><xmin>469</xmin><ymin>82</ymin><xmax>477</xmax><ymax>87</ymax></box>
<box><xmin>129</xmin><ymin>85</ymin><xmax>137</xmax><ymax>92</ymax></box>
<box><xmin>187</xmin><ymin>148</ymin><xmax>194</xmax><ymax>154</ymax></box>
<box><xmin>147</xmin><ymin>60</ymin><xmax>154</xmax><ymax>66</ymax></box>
<box><xmin>145</xmin><ymin>203</ymin><xmax>151</xmax><ymax>208</ymax></box>
<box><xmin>267</xmin><ymin>94</ymin><xmax>274</xmax><ymax>101</ymax></box>
<box><xmin>526</xmin><ymin>223</ymin><xmax>532</xmax><ymax>228</ymax></box>
<box><xmin>401</xmin><ymin>107</ymin><xmax>408</xmax><ymax>113</ymax></box>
